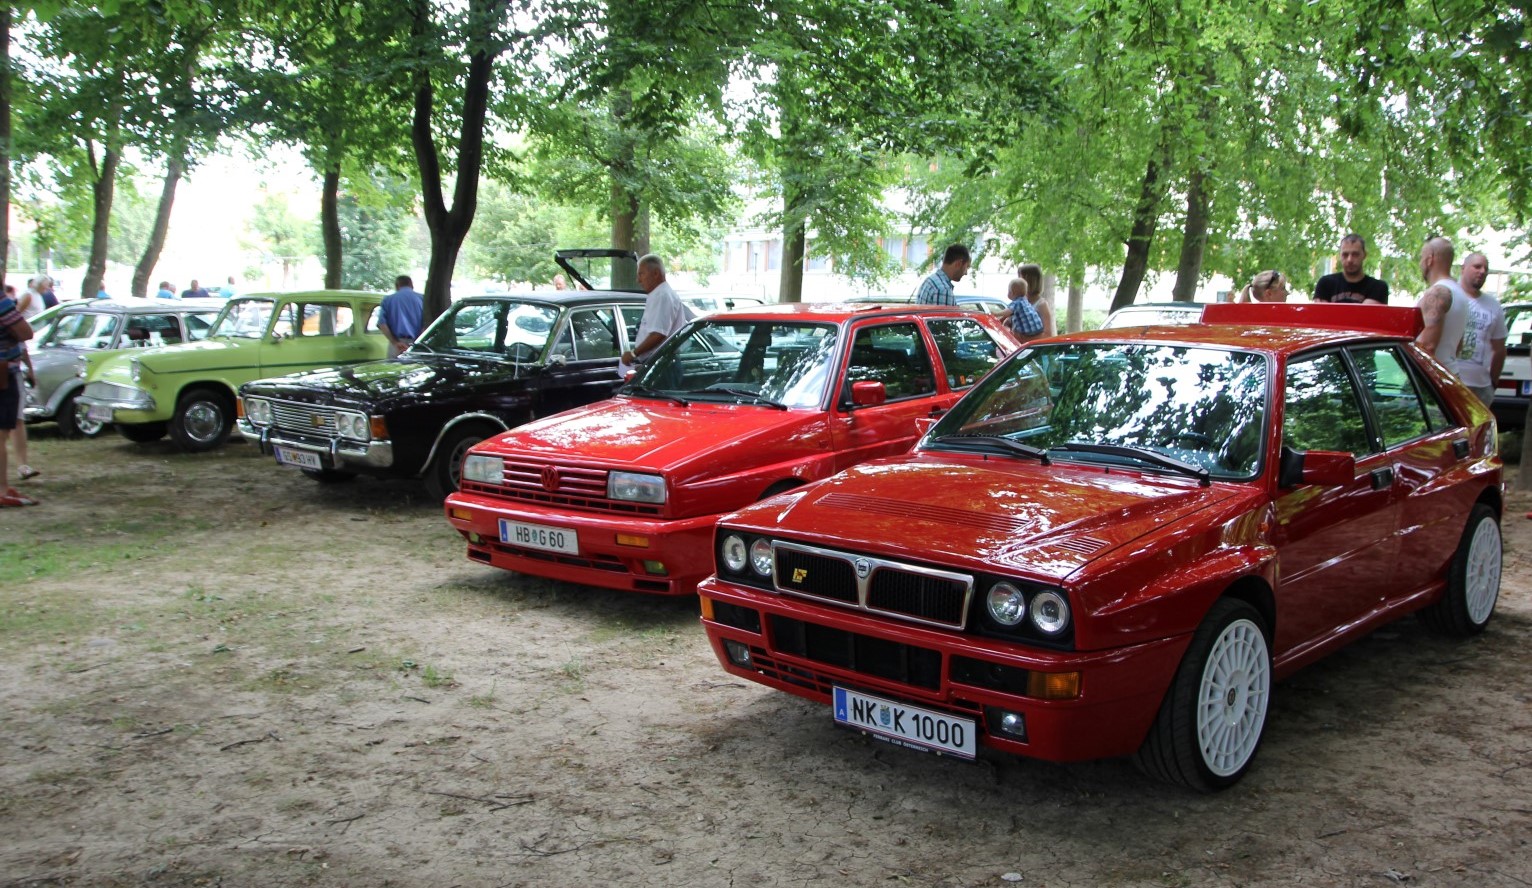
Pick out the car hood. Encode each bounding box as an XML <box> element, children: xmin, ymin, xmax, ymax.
<box><xmin>93</xmin><ymin>337</ymin><xmax>250</xmax><ymax>379</ymax></box>
<box><xmin>729</xmin><ymin>453</ymin><xmax>1250</xmax><ymax>584</ymax></box>
<box><xmin>487</xmin><ymin>396</ymin><xmax>830</xmax><ymax>476</ymax></box>
<box><xmin>241</xmin><ymin>353</ymin><xmax>526</xmax><ymax>407</ymax></box>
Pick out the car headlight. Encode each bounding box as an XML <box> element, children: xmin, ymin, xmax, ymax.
<box><xmin>749</xmin><ymin>538</ymin><xmax>773</xmax><ymax>577</ymax></box>
<box><xmin>245</xmin><ymin>398</ymin><xmax>272</xmax><ymax>425</ymax></box>
<box><xmin>335</xmin><ymin>410</ymin><xmax>369</xmax><ymax>441</ymax></box>
<box><xmin>1029</xmin><ymin>590</ymin><xmax>1071</xmax><ymax>635</ymax></box>
<box><xmin>720</xmin><ymin>534</ymin><xmax>749</xmax><ymax>573</ymax></box>
<box><xmin>986</xmin><ymin>582</ymin><xmax>1027</xmax><ymax>626</ymax></box>
<box><xmin>461</xmin><ymin>454</ymin><xmax>503</xmax><ymax>484</ymax></box>
<box><xmin>609</xmin><ymin>471</ymin><xmax>666</xmax><ymax>504</ymax></box>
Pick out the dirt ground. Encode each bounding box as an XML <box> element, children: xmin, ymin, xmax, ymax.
<box><xmin>1</xmin><ymin>428</ymin><xmax>1529</xmax><ymax>888</ymax></box>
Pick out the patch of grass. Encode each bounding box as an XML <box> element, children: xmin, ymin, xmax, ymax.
<box><xmin>558</xmin><ymin>657</ymin><xmax>586</xmax><ymax>693</ymax></box>
<box><xmin>110</xmin><ymin>715</ymin><xmax>138</xmax><ymax>732</ymax></box>
<box><xmin>420</xmin><ymin>664</ymin><xmax>454</xmax><ymax>689</ymax></box>
<box><xmin>466</xmin><ymin>681</ymin><xmax>498</xmax><ymax>708</ymax></box>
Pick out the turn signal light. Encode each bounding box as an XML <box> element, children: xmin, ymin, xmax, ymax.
<box><xmin>370</xmin><ymin>416</ymin><xmax>389</xmax><ymax>439</ymax></box>
<box><xmin>616</xmin><ymin>533</ymin><xmax>650</xmax><ymax>548</ymax></box>
<box><xmin>449</xmin><ymin>507</ymin><xmax>474</xmax><ymax>521</ymax></box>
<box><xmin>699</xmin><ymin>597</ymin><xmax>715</xmax><ymax>620</ymax></box>
<box><xmin>1028</xmin><ymin>671</ymin><xmax>1081</xmax><ymax>700</ymax></box>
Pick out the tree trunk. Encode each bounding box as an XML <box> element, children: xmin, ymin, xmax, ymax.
<box><xmin>1066</xmin><ymin>278</ymin><xmax>1083</xmax><ymax>334</ymax></box>
<box><xmin>1171</xmin><ymin>169</ymin><xmax>1210</xmax><ymax>302</ymax></box>
<box><xmin>83</xmin><ymin>145</ymin><xmax>121</xmax><ymax>301</ymax></box>
<box><xmin>608</xmin><ymin>181</ymin><xmax>646</xmax><ymax>290</ymax></box>
<box><xmin>321</xmin><ymin>165</ymin><xmax>342</xmax><ymax>289</ymax></box>
<box><xmin>778</xmin><ymin>190</ymin><xmax>807</xmax><ymax>304</ymax></box>
<box><xmin>1110</xmin><ymin>151</ymin><xmax>1167</xmax><ymax>313</ymax></box>
<box><xmin>131</xmin><ymin>153</ymin><xmax>184</xmax><ymax>298</ymax></box>
<box><xmin>410</xmin><ymin>0</ymin><xmax>503</xmax><ymax>325</ymax></box>
<box><xmin>0</xmin><ymin>7</ymin><xmax>10</xmax><ymax>294</ymax></box>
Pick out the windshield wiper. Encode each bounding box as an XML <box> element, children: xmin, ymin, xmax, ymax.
<box><xmin>931</xmin><ymin>433</ymin><xmax>1051</xmax><ymax>464</ymax></box>
<box><xmin>623</xmin><ymin>384</ymin><xmax>690</xmax><ymax>407</ymax></box>
<box><xmin>1051</xmin><ymin>442</ymin><xmax>1210</xmax><ymax>486</ymax></box>
<box><xmin>688</xmin><ymin>386</ymin><xmax>788</xmax><ymax>410</ymax></box>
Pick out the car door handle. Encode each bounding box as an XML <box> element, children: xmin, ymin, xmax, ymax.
<box><xmin>1452</xmin><ymin>438</ymin><xmax>1470</xmax><ymax>459</ymax></box>
<box><xmin>1370</xmin><ymin>467</ymin><xmax>1394</xmax><ymax>490</ymax></box>
<box><xmin>927</xmin><ymin>405</ymin><xmax>948</xmax><ymax>418</ymax></box>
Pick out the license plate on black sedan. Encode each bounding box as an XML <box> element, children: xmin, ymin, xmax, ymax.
<box><xmin>274</xmin><ymin>446</ymin><xmax>323</xmax><ymax>470</ymax></box>
<box><xmin>833</xmin><ymin>686</ymin><xmax>977</xmax><ymax>759</ymax></box>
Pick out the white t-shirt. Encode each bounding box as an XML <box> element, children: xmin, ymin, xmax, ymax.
<box><xmin>1449</xmin><ymin>291</ymin><xmax>1507</xmax><ymax>388</ymax></box>
<box><xmin>619</xmin><ymin>280</ymin><xmax>692</xmax><ymax>377</ymax></box>
<box><xmin>16</xmin><ymin>288</ymin><xmax>44</xmax><ymax>320</ymax></box>
<box><xmin>1417</xmin><ymin>278</ymin><xmax>1470</xmax><ymax>371</ymax></box>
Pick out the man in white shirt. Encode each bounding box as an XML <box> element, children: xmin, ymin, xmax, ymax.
<box><xmin>620</xmin><ymin>254</ymin><xmax>691</xmax><ymax>377</ymax></box>
<box><xmin>1451</xmin><ymin>252</ymin><xmax>1506</xmax><ymax>407</ymax></box>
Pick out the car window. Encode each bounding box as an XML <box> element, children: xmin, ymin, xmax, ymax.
<box><xmin>1348</xmin><ymin>345</ymin><xmax>1440</xmax><ymax>446</ymax></box>
<box><xmin>293</xmin><ymin>302</ymin><xmax>355</xmax><ymax>337</ymax></box>
<box><xmin>44</xmin><ymin>312</ymin><xmax>120</xmax><ymax>349</ymax></box>
<box><xmin>632</xmin><ymin>321</ymin><xmax>836</xmax><ymax>409</ymax></box>
<box><xmin>846</xmin><ymin>323</ymin><xmax>937</xmax><ymax>400</ymax></box>
<box><xmin>366</xmin><ymin>307</ymin><xmax>383</xmax><ymax>333</ymax></box>
<box><xmin>926</xmin><ymin>317</ymin><xmax>1007</xmax><ymax>390</ymax></box>
<box><xmin>1506</xmin><ymin>306</ymin><xmax>1532</xmax><ymax>346</ymax></box>
<box><xmin>958</xmin><ymin>297</ymin><xmax>1006</xmax><ymax>317</ymax></box>
<box><xmin>620</xmin><ymin>306</ymin><xmax>645</xmax><ymax>350</ymax></box>
<box><xmin>550</xmin><ymin>307</ymin><xmax>619</xmax><ymax>361</ymax></box>
<box><xmin>133</xmin><ymin>313</ymin><xmax>184</xmax><ymax>346</ymax></box>
<box><xmin>213</xmin><ymin>298</ymin><xmax>279</xmax><ymax>338</ymax></box>
<box><xmin>1284</xmin><ymin>352</ymin><xmax>1373</xmax><ymax>454</ymax></box>
<box><xmin>185</xmin><ymin>312</ymin><xmax>219</xmax><ymax>341</ymax></box>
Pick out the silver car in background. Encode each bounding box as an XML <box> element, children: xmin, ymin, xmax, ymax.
<box><xmin>23</xmin><ymin>298</ymin><xmax>224</xmax><ymax>437</ymax></box>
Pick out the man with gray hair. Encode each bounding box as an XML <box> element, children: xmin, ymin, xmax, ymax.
<box><xmin>1451</xmin><ymin>252</ymin><xmax>1506</xmax><ymax>406</ymax></box>
<box><xmin>620</xmin><ymin>254</ymin><xmax>691</xmax><ymax>376</ymax></box>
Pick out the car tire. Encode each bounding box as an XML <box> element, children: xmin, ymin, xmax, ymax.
<box><xmin>118</xmin><ymin>421</ymin><xmax>168</xmax><ymax>443</ymax></box>
<box><xmin>57</xmin><ymin>391</ymin><xmax>107</xmax><ymax>439</ymax></box>
<box><xmin>301</xmin><ymin>468</ymin><xmax>358</xmax><ymax>484</ymax></box>
<box><xmin>1419</xmin><ymin>503</ymin><xmax>1501</xmax><ymax>637</ymax></box>
<box><xmin>169</xmin><ymin>387</ymin><xmax>234</xmax><ymax>453</ymax></box>
<box><xmin>1134</xmin><ymin>597</ymin><xmax>1272</xmax><ymax>792</ymax></box>
<box><xmin>425</xmin><ymin>424</ymin><xmax>495</xmax><ymax>501</ymax></box>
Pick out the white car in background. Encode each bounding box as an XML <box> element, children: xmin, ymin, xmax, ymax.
<box><xmin>1493</xmin><ymin>302</ymin><xmax>1532</xmax><ymax>430</ymax></box>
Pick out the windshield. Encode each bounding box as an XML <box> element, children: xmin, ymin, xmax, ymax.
<box><xmin>414</xmin><ymin>299</ymin><xmax>561</xmax><ymax>361</ymax></box>
<box><xmin>211</xmin><ymin>298</ymin><xmax>278</xmax><ymax>338</ymax></box>
<box><xmin>930</xmin><ymin>342</ymin><xmax>1269</xmax><ymax>479</ymax></box>
<box><xmin>42</xmin><ymin>312</ymin><xmax>121</xmax><ymax>349</ymax></box>
<box><xmin>628</xmin><ymin>320</ymin><xmax>839</xmax><ymax>409</ymax></box>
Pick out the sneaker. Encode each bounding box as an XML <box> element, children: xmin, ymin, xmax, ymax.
<box><xmin>18</xmin><ymin>465</ymin><xmax>39</xmax><ymax>480</ymax></box>
<box><xmin>1</xmin><ymin>487</ymin><xmax>39</xmax><ymax>506</ymax></box>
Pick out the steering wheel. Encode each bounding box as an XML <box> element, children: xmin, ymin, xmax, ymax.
<box><xmin>504</xmin><ymin>342</ymin><xmax>541</xmax><ymax>362</ymax></box>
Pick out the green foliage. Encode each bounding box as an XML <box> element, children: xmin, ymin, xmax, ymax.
<box><xmin>243</xmin><ymin>192</ymin><xmax>319</xmax><ymax>272</ymax></box>
<box><xmin>460</xmin><ymin>181</ymin><xmax>605</xmax><ymax>284</ymax></box>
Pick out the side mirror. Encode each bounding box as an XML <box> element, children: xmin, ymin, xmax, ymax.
<box><xmin>546</xmin><ymin>353</ymin><xmax>567</xmax><ymax>367</ymax></box>
<box><xmin>1279</xmin><ymin>446</ymin><xmax>1355</xmax><ymax>488</ymax></box>
<box><xmin>850</xmin><ymin>380</ymin><xmax>887</xmax><ymax>407</ymax></box>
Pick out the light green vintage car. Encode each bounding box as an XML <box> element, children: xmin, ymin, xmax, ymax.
<box><xmin>77</xmin><ymin>290</ymin><xmax>388</xmax><ymax>451</ymax></box>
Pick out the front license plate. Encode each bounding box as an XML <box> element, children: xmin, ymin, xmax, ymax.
<box><xmin>274</xmin><ymin>446</ymin><xmax>323</xmax><ymax>470</ymax></box>
<box><xmin>833</xmin><ymin>686</ymin><xmax>977</xmax><ymax>760</ymax></box>
<box><xmin>499</xmin><ymin>519</ymin><xmax>579</xmax><ymax>555</ymax></box>
<box><xmin>1520</xmin><ymin>380</ymin><xmax>1532</xmax><ymax>396</ymax></box>
<box><xmin>86</xmin><ymin>404</ymin><xmax>114</xmax><ymax>422</ymax></box>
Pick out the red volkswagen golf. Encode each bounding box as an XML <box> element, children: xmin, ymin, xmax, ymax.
<box><xmin>697</xmin><ymin>303</ymin><xmax>1503</xmax><ymax>790</ymax></box>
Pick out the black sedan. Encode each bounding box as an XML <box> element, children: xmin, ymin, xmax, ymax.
<box><xmin>238</xmin><ymin>290</ymin><xmax>648</xmax><ymax>499</ymax></box>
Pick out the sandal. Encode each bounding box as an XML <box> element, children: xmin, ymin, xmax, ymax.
<box><xmin>18</xmin><ymin>465</ymin><xmax>39</xmax><ymax>480</ymax></box>
<box><xmin>1</xmin><ymin>487</ymin><xmax>39</xmax><ymax>507</ymax></box>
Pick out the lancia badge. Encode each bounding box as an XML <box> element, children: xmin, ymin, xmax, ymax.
<box><xmin>854</xmin><ymin>558</ymin><xmax>871</xmax><ymax>579</ymax></box>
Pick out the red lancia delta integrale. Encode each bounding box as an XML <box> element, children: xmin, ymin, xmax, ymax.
<box><xmin>444</xmin><ymin>303</ymin><xmax>1021</xmax><ymax>595</ymax></box>
<box><xmin>697</xmin><ymin>303</ymin><xmax>1503</xmax><ymax>790</ymax></box>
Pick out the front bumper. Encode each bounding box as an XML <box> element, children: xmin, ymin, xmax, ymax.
<box><xmin>75</xmin><ymin>392</ymin><xmax>160</xmax><ymax>424</ymax></box>
<box><xmin>238</xmin><ymin>420</ymin><xmax>395</xmax><ymax>471</ymax></box>
<box><xmin>697</xmin><ymin>575</ymin><xmax>1191</xmax><ymax>763</ymax></box>
<box><xmin>443</xmin><ymin>490</ymin><xmax>717</xmax><ymax>596</ymax></box>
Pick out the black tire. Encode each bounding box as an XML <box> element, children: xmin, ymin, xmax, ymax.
<box><xmin>425</xmin><ymin>424</ymin><xmax>495</xmax><ymax>501</ymax></box>
<box><xmin>118</xmin><ymin>421</ymin><xmax>168</xmax><ymax>443</ymax></box>
<box><xmin>57</xmin><ymin>391</ymin><xmax>107</xmax><ymax>439</ymax></box>
<box><xmin>169</xmin><ymin>387</ymin><xmax>234</xmax><ymax>452</ymax></box>
<box><xmin>301</xmin><ymin>468</ymin><xmax>358</xmax><ymax>484</ymax></box>
<box><xmin>1419</xmin><ymin>503</ymin><xmax>1501</xmax><ymax>636</ymax></box>
<box><xmin>1134</xmin><ymin>598</ymin><xmax>1272</xmax><ymax>792</ymax></box>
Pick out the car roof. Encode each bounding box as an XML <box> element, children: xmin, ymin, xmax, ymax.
<box><xmin>454</xmin><ymin>290</ymin><xmax>647</xmax><ymax>307</ymax></box>
<box><xmin>1059</xmin><ymin>304</ymin><xmax>1425</xmax><ymax>356</ymax></box>
<box><xmin>58</xmin><ymin>297</ymin><xmax>227</xmax><ymax>313</ymax></box>
<box><xmin>693</xmin><ymin>301</ymin><xmax>999</xmax><ymax>322</ymax></box>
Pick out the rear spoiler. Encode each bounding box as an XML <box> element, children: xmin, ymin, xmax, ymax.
<box><xmin>1200</xmin><ymin>303</ymin><xmax>1423</xmax><ymax>338</ymax></box>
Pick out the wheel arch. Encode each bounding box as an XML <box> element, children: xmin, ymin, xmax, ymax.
<box><xmin>179</xmin><ymin>379</ymin><xmax>240</xmax><ymax>409</ymax></box>
<box><xmin>419</xmin><ymin>412</ymin><xmax>513</xmax><ymax>477</ymax></box>
<box><xmin>1221</xmin><ymin>574</ymin><xmax>1277</xmax><ymax>642</ymax></box>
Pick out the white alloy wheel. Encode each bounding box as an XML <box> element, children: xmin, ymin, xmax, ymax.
<box><xmin>1464</xmin><ymin>516</ymin><xmax>1502</xmax><ymax>626</ymax></box>
<box><xmin>1196</xmin><ymin>617</ymin><xmax>1271</xmax><ymax>778</ymax></box>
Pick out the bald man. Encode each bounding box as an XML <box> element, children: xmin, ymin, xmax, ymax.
<box><xmin>1415</xmin><ymin>237</ymin><xmax>1470</xmax><ymax>371</ymax></box>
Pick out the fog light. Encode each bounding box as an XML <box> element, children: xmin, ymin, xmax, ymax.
<box><xmin>467</xmin><ymin>532</ymin><xmax>482</xmax><ymax>544</ymax></box>
<box><xmin>642</xmin><ymin>560</ymin><xmax>668</xmax><ymax>576</ymax></box>
<box><xmin>616</xmin><ymin>533</ymin><xmax>649</xmax><ymax>548</ymax></box>
<box><xmin>986</xmin><ymin>707</ymin><xmax>1027</xmax><ymax>741</ymax></box>
<box><xmin>723</xmin><ymin>639</ymin><xmax>753</xmax><ymax>667</ymax></box>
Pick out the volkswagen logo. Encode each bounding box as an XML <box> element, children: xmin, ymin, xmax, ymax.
<box><xmin>541</xmin><ymin>465</ymin><xmax>561</xmax><ymax>492</ymax></box>
<box><xmin>854</xmin><ymin>557</ymin><xmax>871</xmax><ymax>579</ymax></box>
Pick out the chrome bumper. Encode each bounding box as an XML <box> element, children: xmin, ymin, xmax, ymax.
<box><xmin>238</xmin><ymin>419</ymin><xmax>395</xmax><ymax>469</ymax></box>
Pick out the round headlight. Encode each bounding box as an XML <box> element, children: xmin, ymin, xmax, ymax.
<box><xmin>986</xmin><ymin>582</ymin><xmax>1027</xmax><ymax>626</ymax></box>
<box><xmin>749</xmin><ymin>539</ymin><xmax>773</xmax><ymax>577</ymax></box>
<box><xmin>721</xmin><ymin>535</ymin><xmax>748</xmax><ymax>573</ymax></box>
<box><xmin>1030</xmin><ymin>590</ymin><xmax>1070</xmax><ymax>635</ymax></box>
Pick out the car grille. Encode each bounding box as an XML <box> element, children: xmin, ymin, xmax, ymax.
<box><xmin>269</xmin><ymin>400</ymin><xmax>338</xmax><ymax>436</ymax></box>
<box><xmin>460</xmin><ymin>455</ymin><xmax>662</xmax><ymax>516</ymax></box>
<box><xmin>772</xmin><ymin>541</ymin><xmax>973</xmax><ymax>629</ymax></box>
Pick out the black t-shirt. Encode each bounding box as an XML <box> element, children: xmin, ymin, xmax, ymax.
<box><xmin>1313</xmin><ymin>273</ymin><xmax>1389</xmax><ymax>304</ymax></box>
